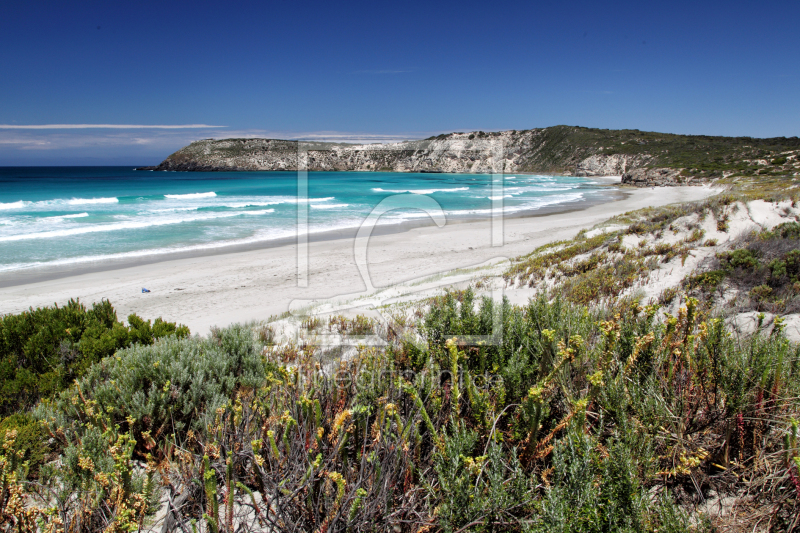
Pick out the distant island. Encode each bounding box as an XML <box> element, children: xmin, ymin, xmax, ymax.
<box><xmin>139</xmin><ymin>125</ymin><xmax>800</xmax><ymax>187</ymax></box>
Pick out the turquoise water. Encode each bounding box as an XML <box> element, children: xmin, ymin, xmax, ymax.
<box><xmin>0</xmin><ymin>167</ymin><xmax>614</xmax><ymax>273</ymax></box>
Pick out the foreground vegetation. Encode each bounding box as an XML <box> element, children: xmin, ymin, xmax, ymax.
<box><xmin>0</xmin><ymin>288</ymin><xmax>797</xmax><ymax>531</ymax></box>
<box><xmin>0</xmin><ymin>299</ymin><xmax>189</xmax><ymax>418</ymax></box>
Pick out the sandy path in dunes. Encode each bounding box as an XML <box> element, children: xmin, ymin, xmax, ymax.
<box><xmin>0</xmin><ymin>185</ymin><xmax>717</xmax><ymax>335</ymax></box>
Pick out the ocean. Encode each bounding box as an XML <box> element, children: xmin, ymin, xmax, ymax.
<box><xmin>0</xmin><ymin>167</ymin><xmax>616</xmax><ymax>275</ymax></box>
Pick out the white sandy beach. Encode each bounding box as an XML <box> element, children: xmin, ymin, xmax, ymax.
<box><xmin>0</xmin><ymin>184</ymin><xmax>718</xmax><ymax>335</ymax></box>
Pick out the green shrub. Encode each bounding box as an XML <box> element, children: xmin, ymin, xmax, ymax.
<box><xmin>749</xmin><ymin>284</ymin><xmax>774</xmax><ymax>302</ymax></box>
<box><xmin>718</xmin><ymin>248</ymin><xmax>760</xmax><ymax>271</ymax></box>
<box><xmin>0</xmin><ymin>413</ymin><xmax>48</xmax><ymax>477</ymax></box>
<box><xmin>686</xmin><ymin>269</ymin><xmax>727</xmax><ymax>292</ymax></box>
<box><xmin>785</xmin><ymin>249</ymin><xmax>800</xmax><ymax>280</ymax></box>
<box><xmin>561</xmin><ymin>258</ymin><xmax>650</xmax><ymax>305</ymax></box>
<box><xmin>434</xmin><ymin>424</ymin><xmax>535</xmax><ymax>531</ymax></box>
<box><xmin>13</xmin><ymin>284</ymin><xmax>800</xmax><ymax>531</ymax></box>
<box><xmin>530</xmin><ymin>425</ymin><xmax>693</xmax><ymax>533</ymax></box>
<box><xmin>686</xmin><ymin>228</ymin><xmax>705</xmax><ymax>243</ymax></box>
<box><xmin>33</xmin><ymin>421</ymin><xmax>160</xmax><ymax>530</ymax></box>
<box><xmin>37</xmin><ymin>324</ymin><xmax>267</xmax><ymax>447</ymax></box>
<box><xmin>0</xmin><ymin>300</ymin><xmax>188</xmax><ymax>416</ymax></box>
<box><xmin>760</xmin><ymin>221</ymin><xmax>800</xmax><ymax>240</ymax></box>
<box><xmin>769</xmin><ymin>258</ymin><xmax>788</xmax><ymax>280</ymax></box>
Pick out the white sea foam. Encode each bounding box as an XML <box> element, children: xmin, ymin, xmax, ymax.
<box><xmin>473</xmin><ymin>187</ymin><xmax>576</xmax><ymax>200</ymax></box>
<box><xmin>227</xmin><ymin>196</ymin><xmax>334</xmax><ymax>206</ymax></box>
<box><xmin>299</xmin><ymin>197</ymin><xmax>335</xmax><ymax>204</ymax></box>
<box><xmin>150</xmin><ymin>196</ymin><xmax>284</xmax><ymax>212</ymax></box>
<box><xmin>503</xmin><ymin>185</ymin><xmax>577</xmax><ymax>194</ymax></box>
<box><xmin>164</xmin><ymin>192</ymin><xmax>217</xmax><ymax>199</ymax></box>
<box><xmin>1</xmin><ymin>197</ymin><xmax>118</xmax><ymax>209</ymax></box>
<box><xmin>147</xmin><ymin>197</ymin><xmax>333</xmax><ymax>214</ymax></box>
<box><xmin>0</xmin><ymin>173</ymin><xmax>604</xmax><ymax>273</ymax></box>
<box><xmin>0</xmin><ymin>201</ymin><xmax>27</xmax><ymax>210</ymax></box>
<box><xmin>0</xmin><ymin>222</ymin><xmax>349</xmax><ymax>273</ymax></box>
<box><xmin>42</xmin><ymin>213</ymin><xmax>90</xmax><ymax>221</ymax></box>
<box><xmin>148</xmin><ymin>206</ymin><xmax>201</xmax><ymax>213</ymax></box>
<box><xmin>65</xmin><ymin>197</ymin><xmax>119</xmax><ymax>205</ymax></box>
<box><xmin>372</xmin><ymin>187</ymin><xmax>469</xmax><ymax>194</ymax></box>
<box><xmin>310</xmin><ymin>203</ymin><xmax>349</xmax><ymax>209</ymax></box>
<box><xmin>443</xmin><ymin>192</ymin><xmax>586</xmax><ymax>217</ymax></box>
<box><xmin>0</xmin><ymin>209</ymin><xmax>272</xmax><ymax>242</ymax></box>
<box><xmin>223</xmin><ymin>201</ymin><xmax>282</xmax><ymax>208</ymax></box>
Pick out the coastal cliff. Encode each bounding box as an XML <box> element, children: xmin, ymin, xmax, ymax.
<box><xmin>142</xmin><ymin>126</ymin><xmax>800</xmax><ymax>186</ymax></box>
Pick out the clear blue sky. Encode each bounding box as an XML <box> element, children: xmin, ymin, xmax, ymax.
<box><xmin>1</xmin><ymin>0</ymin><xmax>798</xmax><ymax>165</ymax></box>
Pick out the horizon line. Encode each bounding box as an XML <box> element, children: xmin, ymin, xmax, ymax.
<box><xmin>0</xmin><ymin>124</ymin><xmax>228</xmax><ymax>130</ymax></box>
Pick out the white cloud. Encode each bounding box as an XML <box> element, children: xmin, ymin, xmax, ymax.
<box><xmin>0</xmin><ymin>127</ymin><xmax>447</xmax><ymax>164</ymax></box>
<box><xmin>0</xmin><ymin>124</ymin><xmax>226</xmax><ymax>129</ymax></box>
<box><xmin>215</xmin><ymin>129</ymin><xmax>438</xmax><ymax>144</ymax></box>
<box><xmin>0</xmin><ymin>139</ymin><xmax>49</xmax><ymax>145</ymax></box>
<box><xmin>355</xmin><ymin>69</ymin><xmax>412</xmax><ymax>74</ymax></box>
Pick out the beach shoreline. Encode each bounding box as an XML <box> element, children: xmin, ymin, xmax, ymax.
<box><xmin>0</xmin><ymin>180</ymin><xmax>624</xmax><ymax>288</ymax></box>
<box><xmin>0</xmin><ymin>183</ymin><xmax>717</xmax><ymax>334</ymax></box>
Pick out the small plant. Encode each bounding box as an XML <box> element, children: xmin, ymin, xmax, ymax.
<box><xmin>719</xmin><ymin>248</ymin><xmax>761</xmax><ymax>271</ymax></box>
<box><xmin>0</xmin><ymin>414</ymin><xmax>48</xmax><ymax>478</ymax></box>
<box><xmin>659</xmin><ymin>286</ymin><xmax>679</xmax><ymax>305</ymax></box>
<box><xmin>686</xmin><ymin>228</ymin><xmax>706</xmax><ymax>243</ymax></box>
<box><xmin>749</xmin><ymin>284</ymin><xmax>773</xmax><ymax>298</ymax></box>
<box><xmin>301</xmin><ymin>316</ymin><xmax>322</xmax><ymax>332</ymax></box>
<box><xmin>686</xmin><ymin>270</ymin><xmax>726</xmax><ymax>292</ymax></box>
<box><xmin>327</xmin><ymin>314</ymin><xmax>375</xmax><ymax>335</ymax></box>
<box><xmin>256</xmin><ymin>324</ymin><xmax>276</xmax><ymax>345</ymax></box>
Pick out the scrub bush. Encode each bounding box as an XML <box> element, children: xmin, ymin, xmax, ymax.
<box><xmin>8</xmin><ymin>293</ymin><xmax>800</xmax><ymax>531</ymax></box>
<box><xmin>37</xmin><ymin>324</ymin><xmax>266</xmax><ymax>452</ymax></box>
<box><xmin>0</xmin><ymin>299</ymin><xmax>188</xmax><ymax>416</ymax></box>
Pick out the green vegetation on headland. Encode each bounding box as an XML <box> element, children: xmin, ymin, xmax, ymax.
<box><xmin>141</xmin><ymin>126</ymin><xmax>800</xmax><ymax>184</ymax></box>
<box><xmin>1</xmin><ymin>177</ymin><xmax>799</xmax><ymax>531</ymax></box>
<box><xmin>513</xmin><ymin>125</ymin><xmax>800</xmax><ymax>180</ymax></box>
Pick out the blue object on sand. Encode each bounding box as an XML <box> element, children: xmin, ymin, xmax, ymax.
<box><xmin>142</xmin><ymin>288</ymin><xmax>150</xmax><ymax>293</ymax></box>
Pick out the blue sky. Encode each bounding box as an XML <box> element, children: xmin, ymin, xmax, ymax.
<box><xmin>1</xmin><ymin>0</ymin><xmax>798</xmax><ymax>165</ymax></box>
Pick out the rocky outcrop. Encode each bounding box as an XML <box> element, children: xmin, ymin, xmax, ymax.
<box><xmin>139</xmin><ymin>134</ymin><xmax>694</xmax><ymax>187</ymax></box>
<box><xmin>143</xmin><ymin>125</ymin><xmax>796</xmax><ymax>186</ymax></box>
<box><xmin>574</xmin><ymin>154</ymin><xmax>651</xmax><ymax>177</ymax></box>
<box><xmin>142</xmin><ymin>132</ymin><xmax>549</xmax><ymax>175</ymax></box>
<box><xmin>621</xmin><ymin>167</ymin><xmax>690</xmax><ymax>187</ymax></box>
